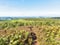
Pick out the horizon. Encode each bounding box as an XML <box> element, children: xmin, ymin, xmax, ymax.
<box><xmin>0</xmin><ymin>0</ymin><xmax>60</xmax><ymax>17</ymax></box>
<box><xmin>0</xmin><ymin>15</ymin><xmax>60</xmax><ymax>17</ymax></box>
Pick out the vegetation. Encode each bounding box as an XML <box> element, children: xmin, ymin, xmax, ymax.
<box><xmin>0</xmin><ymin>30</ymin><xmax>37</xmax><ymax>45</ymax></box>
<box><xmin>0</xmin><ymin>18</ymin><xmax>60</xmax><ymax>45</ymax></box>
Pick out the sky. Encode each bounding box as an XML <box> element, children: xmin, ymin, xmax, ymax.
<box><xmin>0</xmin><ymin>0</ymin><xmax>60</xmax><ymax>17</ymax></box>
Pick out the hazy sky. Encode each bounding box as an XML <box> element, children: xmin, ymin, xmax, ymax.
<box><xmin>0</xmin><ymin>0</ymin><xmax>60</xmax><ymax>17</ymax></box>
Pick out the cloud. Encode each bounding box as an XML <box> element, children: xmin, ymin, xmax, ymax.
<box><xmin>0</xmin><ymin>5</ymin><xmax>60</xmax><ymax>17</ymax></box>
<box><xmin>0</xmin><ymin>5</ymin><xmax>23</xmax><ymax>17</ymax></box>
<box><xmin>23</xmin><ymin>10</ymin><xmax>60</xmax><ymax>17</ymax></box>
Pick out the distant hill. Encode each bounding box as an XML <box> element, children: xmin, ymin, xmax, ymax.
<box><xmin>51</xmin><ymin>17</ymin><xmax>60</xmax><ymax>19</ymax></box>
<box><xmin>0</xmin><ymin>16</ymin><xmax>45</xmax><ymax>20</ymax></box>
<box><xmin>0</xmin><ymin>17</ymin><xmax>21</xmax><ymax>20</ymax></box>
<box><xmin>0</xmin><ymin>17</ymin><xmax>60</xmax><ymax>20</ymax></box>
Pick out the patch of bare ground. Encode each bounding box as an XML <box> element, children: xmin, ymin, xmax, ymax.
<box><xmin>0</xmin><ymin>26</ymin><xmax>45</xmax><ymax>45</ymax></box>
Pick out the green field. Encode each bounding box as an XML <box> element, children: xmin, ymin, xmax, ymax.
<box><xmin>0</xmin><ymin>18</ymin><xmax>60</xmax><ymax>45</ymax></box>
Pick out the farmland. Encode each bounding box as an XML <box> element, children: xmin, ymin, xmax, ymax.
<box><xmin>0</xmin><ymin>18</ymin><xmax>60</xmax><ymax>45</ymax></box>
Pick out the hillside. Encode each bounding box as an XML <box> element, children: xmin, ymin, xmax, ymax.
<box><xmin>0</xmin><ymin>18</ymin><xmax>60</xmax><ymax>45</ymax></box>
